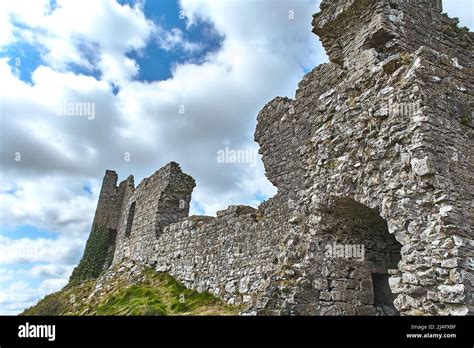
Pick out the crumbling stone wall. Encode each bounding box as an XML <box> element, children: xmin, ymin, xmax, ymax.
<box><xmin>152</xmin><ymin>206</ymin><xmax>281</xmax><ymax>308</ymax></box>
<box><xmin>112</xmin><ymin>162</ymin><xmax>195</xmax><ymax>265</ymax></box>
<box><xmin>78</xmin><ymin>0</ymin><xmax>472</xmax><ymax>316</ymax></box>
<box><xmin>254</xmin><ymin>0</ymin><xmax>473</xmax><ymax>315</ymax></box>
<box><xmin>72</xmin><ymin>162</ymin><xmax>195</xmax><ymax>283</ymax></box>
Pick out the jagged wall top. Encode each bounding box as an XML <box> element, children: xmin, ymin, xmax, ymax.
<box><xmin>312</xmin><ymin>0</ymin><xmax>450</xmax><ymax>69</ymax></box>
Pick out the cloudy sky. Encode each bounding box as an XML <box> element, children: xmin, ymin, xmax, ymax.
<box><xmin>0</xmin><ymin>0</ymin><xmax>472</xmax><ymax>315</ymax></box>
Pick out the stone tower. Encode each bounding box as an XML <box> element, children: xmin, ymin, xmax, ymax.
<box><xmin>112</xmin><ymin>162</ymin><xmax>195</xmax><ymax>264</ymax></box>
<box><xmin>69</xmin><ymin>162</ymin><xmax>195</xmax><ymax>284</ymax></box>
<box><xmin>68</xmin><ymin>170</ymin><xmax>123</xmax><ymax>285</ymax></box>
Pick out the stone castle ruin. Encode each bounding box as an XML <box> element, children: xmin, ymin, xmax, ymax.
<box><xmin>71</xmin><ymin>0</ymin><xmax>473</xmax><ymax>315</ymax></box>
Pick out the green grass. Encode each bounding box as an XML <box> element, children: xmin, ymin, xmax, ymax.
<box><xmin>96</xmin><ymin>285</ymin><xmax>168</xmax><ymax>315</ymax></box>
<box><xmin>22</xmin><ymin>266</ymin><xmax>240</xmax><ymax>316</ymax></box>
<box><xmin>21</xmin><ymin>280</ymin><xmax>96</xmax><ymax>316</ymax></box>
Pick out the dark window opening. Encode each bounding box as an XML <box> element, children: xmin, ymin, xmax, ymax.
<box><xmin>372</xmin><ymin>273</ymin><xmax>399</xmax><ymax>316</ymax></box>
<box><xmin>107</xmin><ymin>228</ymin><xmax>117</xmax><ymax>245</ymax></box>
<box><xmin>125</xmin><ymin>202</ymin><xmax>136</xmax><ymax>238</ymax></box>
<box><xmin>324</xmin><ymin>197</ymin><xmax>402</xmax><ymax>316</ymax></box>
<box><xmin>104</xmin><ymin>228</ymin><xmax>117</xmax><ymax>269</ymax></box>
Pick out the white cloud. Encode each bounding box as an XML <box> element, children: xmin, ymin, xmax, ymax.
<box><xmin>155</xmin><ymin>27</ymin><xmax>203</xmax><ymax>53</ymax></box>
<box><xmin>0</xmin><ymin>277</ymin><xmax>69</xmax><ymax>315</ymax></box>
<box><xmin>0</xmin><ymin>0</ymin><xmax>51</xmax><ymax>47</ymax></box>
<box><xmin>0</xmin><ymin>174</ymin><xmax>98</xmax><ymax>236</ymax></box>
<box><xmin>0</xmin><ymin>281</ymin><xmax>40</xmax><ymax>315</ymax></box>
<box><xmin>29</xmin><ymin>263</ymin><xmax>75</xmax><ymax>279</ymax></box>
<box><xmin>0</xmin><ymin>268</ymin><xmax>16</xmax><ymax>282</ymax></box>
<box><xmin>1</xmin><ymin>0</ymin><xmax>156</xmax><ymax>83</ymax></box>
<box><xmin>0</xmin><ymin>236</ymin><xmax>85</xmax><ymax>264</ymax></box>
<box><xmin>180</xmin><ymin>0</ymin><xmax>323</xmax><ymax>67</ymax></box>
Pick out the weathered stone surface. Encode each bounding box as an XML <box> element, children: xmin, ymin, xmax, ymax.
<box><xmin>75</xmin><ymin>0</ymin><xmax>473</xmax><ymax>316</ymax></box>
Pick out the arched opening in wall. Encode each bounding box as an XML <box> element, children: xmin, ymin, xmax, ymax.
<box><xmin>125</xmin><ymin>202</ymin><xmax>136</xmax><ymax>238</ymax></box>
<box><xmin>324</xmin><ymin>197</ymin><xmax>401</xmax><ymax>315</ymax></box>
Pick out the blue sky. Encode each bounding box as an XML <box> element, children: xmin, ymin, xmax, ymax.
<box><xmin>0</xmin><ymin>0</ymin><xmax>472</xmax><ymax>315</ymax></box>
<box><xmin>125</xmin><ymin>0</ymin><xmax>223</xmax><ymax>81</ymax></box>
<box><xmin>1</xmin><ymin>225</ymin><xmax>57</xmax><ymax>240</ymax></box>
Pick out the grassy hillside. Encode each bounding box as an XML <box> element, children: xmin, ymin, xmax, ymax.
<box><xmin>22</xmin><ymin>262</ymin><xmax>239</xmax><ymax>316</ymax></box>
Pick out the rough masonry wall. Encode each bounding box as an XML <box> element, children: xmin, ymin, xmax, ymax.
<box><xmin>259</xmin><ymin>0</ymin><xmax>473</xmax><ymax>315</ymax></box>
<box><xmin>152</xmin><ymin>206</ymin><xmax>283</xmax><ymax>309</ymax></box>
<box><xmin>113</xmin><ymin>162</ymin><xmax>195</xmax><ymax>265</ymax></box>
